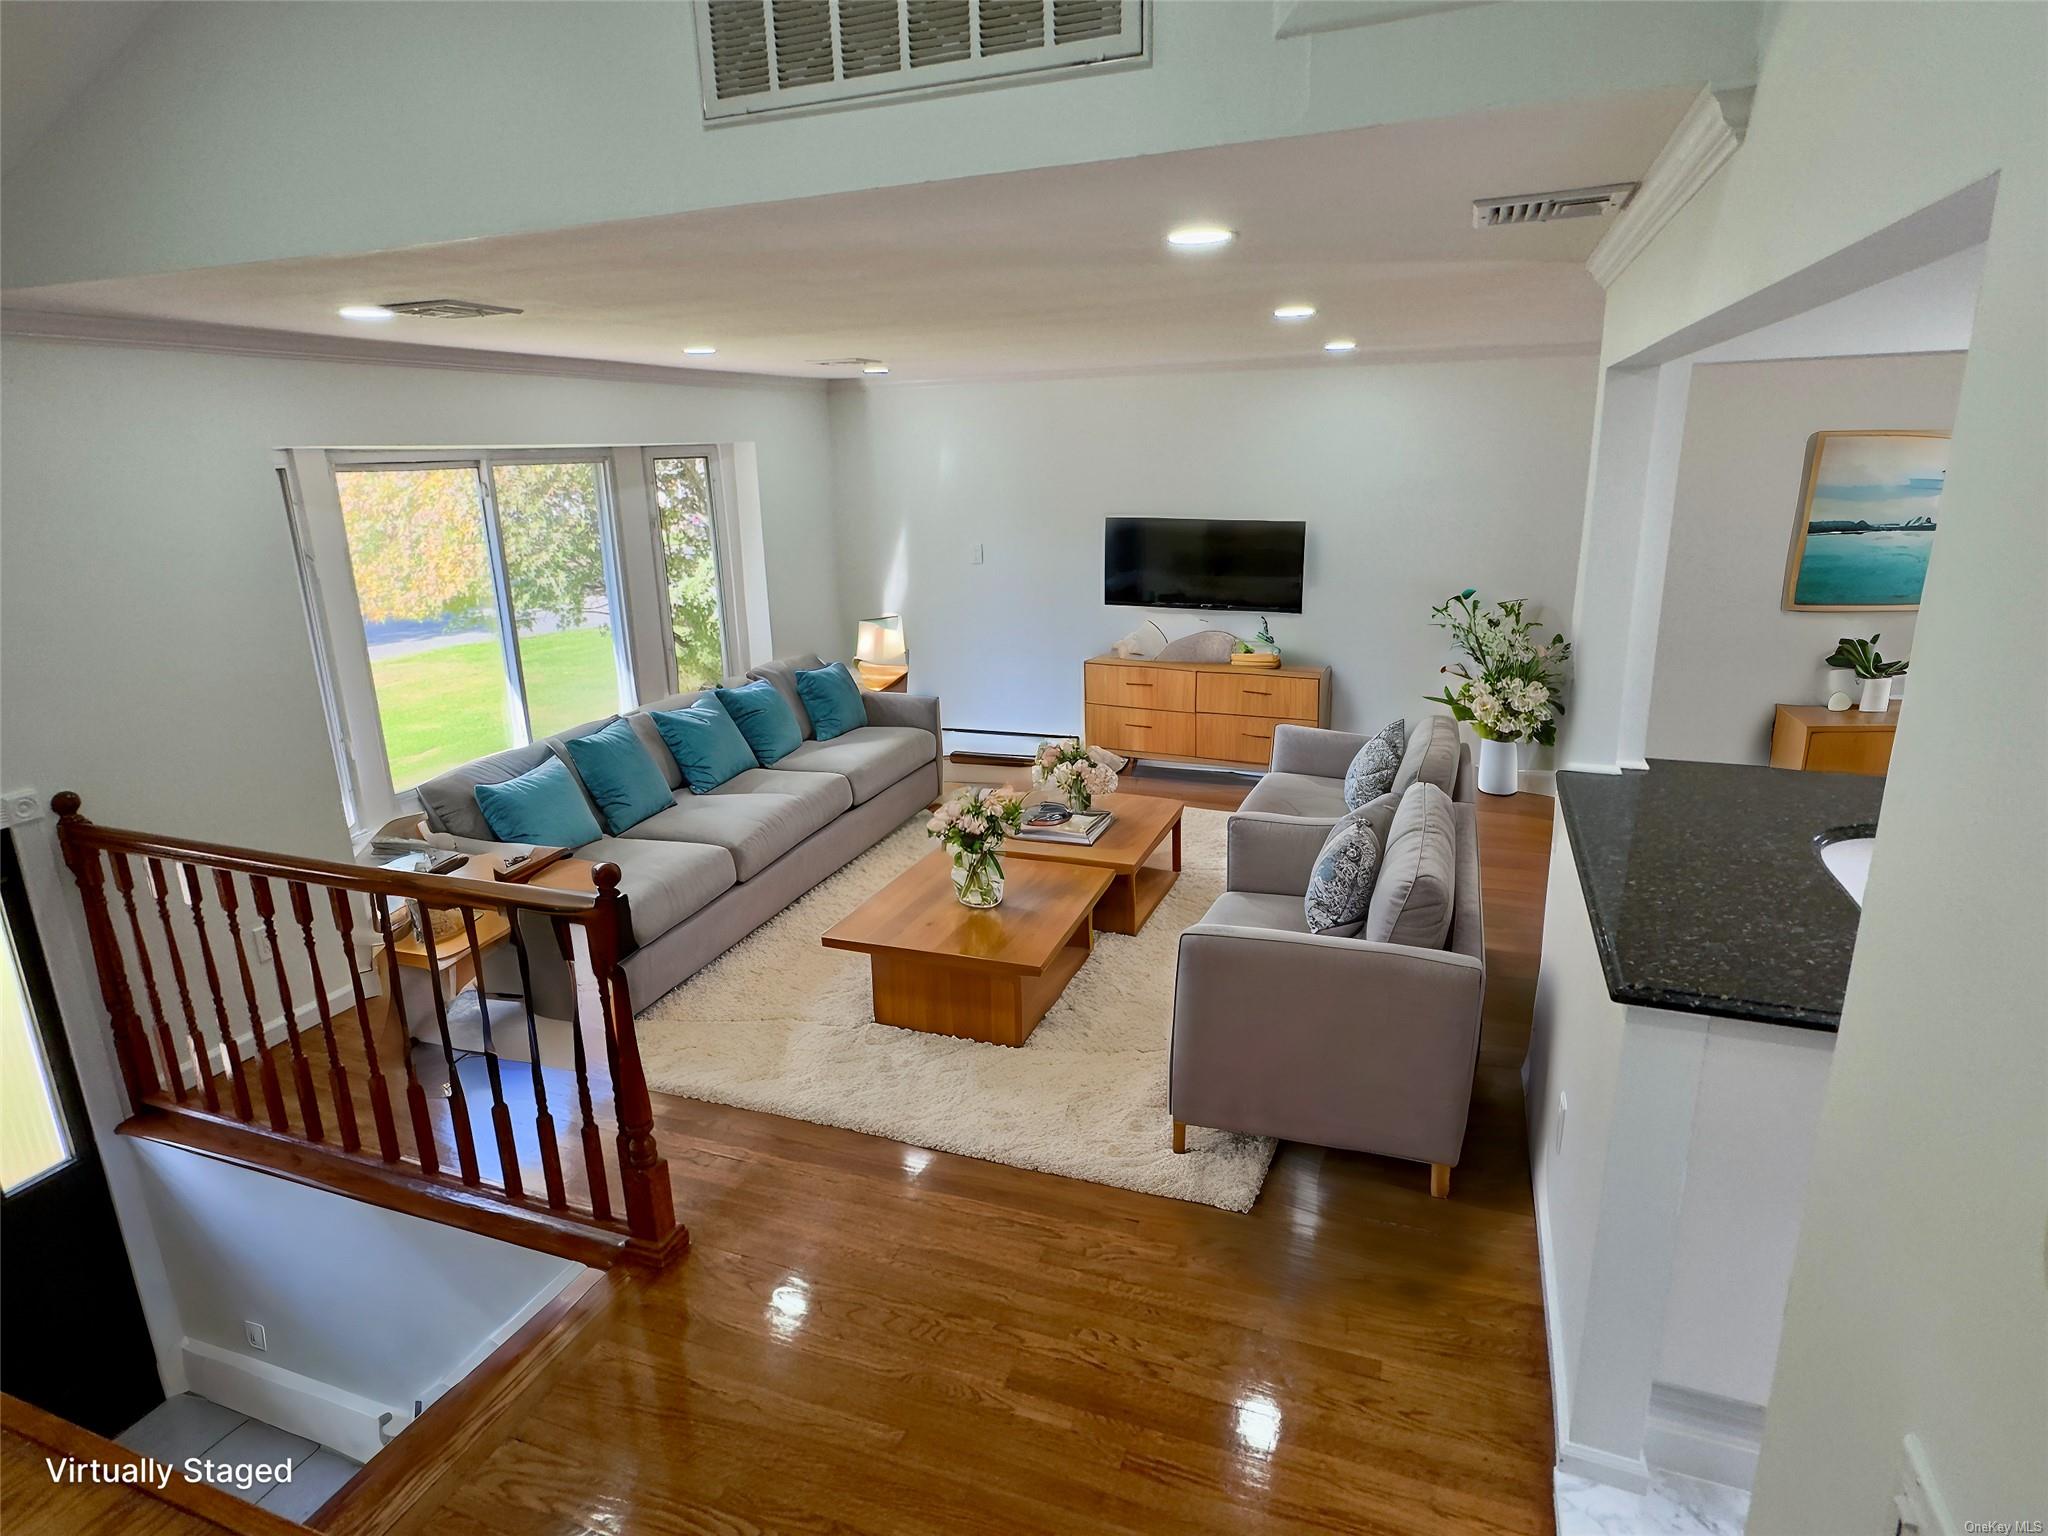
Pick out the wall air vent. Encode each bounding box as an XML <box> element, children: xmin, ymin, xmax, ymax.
<box><xmin>380</xmin><ymin>299</ymin><xmax>526</xmax><ymax>319</ymax></box>
<box><xmin>1471</xmin><ymin>183</ymin><xmax>1637</xmax><ymax>228</ymax></box>
<box><xmin>697</xmin><ymin>0</ymin><xmax>1147</xmax><ymax>121</ymax></box>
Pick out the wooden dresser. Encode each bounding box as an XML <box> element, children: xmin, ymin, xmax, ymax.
<box><xmin>1768</xmin><ymin>702</ymin><xmax>1900</xmax><ymax>776</ymax></box>
<box><xmin>1083</xmin><ymin>655</ymin><xmax>1332</xmax><ymax>771</ymax></box>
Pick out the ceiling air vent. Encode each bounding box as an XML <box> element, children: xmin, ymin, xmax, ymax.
<box><xmin>1471</xmin><ymin>183</ymin><xmax>1637</xmax><ymax>229</ymax></box>
<box><xmin>381</xmin><ymin>298</ymin><xmax>525</xmax><ymax>319</ymax></box>
<box><xmin>697</xmin><ymin>0</ymin><xmax>1147</xmax><ymax>121</ymax></box>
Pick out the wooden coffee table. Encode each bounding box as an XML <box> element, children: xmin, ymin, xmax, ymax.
<box><xmin>821</xmin><ymin>852</ymin><xmax>1113</xmax><ymax>1047</ymax></box>
<box><xmin>1000</xmin><ymin>793</ymin><xmax>1183</xmax><ymax>934</ymax></box>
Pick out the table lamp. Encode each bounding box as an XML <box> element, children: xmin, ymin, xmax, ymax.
<box><xmin>854</xmin><ymin>615</ymin><xmax>908</xmax><ymax>691</ymax></box>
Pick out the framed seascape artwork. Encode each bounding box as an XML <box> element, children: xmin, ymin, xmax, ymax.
<box><xmin>1782</xmin><ymin>430</ymin><xmax>1949</xmax><ymax>611</ymax></box>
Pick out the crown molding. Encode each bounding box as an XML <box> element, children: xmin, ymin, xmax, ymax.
<box><xmin>1586</xmin><ymin>85</ymin><xmax>1753</xmax><ymax>290</ymax></box>
<box><xmin>0</xmin><ymin>308</ymin><xmax>821</xmax><ymax>392</ymax></box>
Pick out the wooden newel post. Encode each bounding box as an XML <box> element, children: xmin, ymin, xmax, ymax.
<box><xmin>51</xmin><ymin>791</ymin><xmax>161</xmax><ymax>1108</ymax></box>
<box><xmin>588</xmin><ymin>864</ymin><xmax>684</xmax><ymax>1263</ymax></box>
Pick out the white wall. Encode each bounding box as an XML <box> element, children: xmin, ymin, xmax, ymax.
<box><xmin>0</xmin><ymin>1</ymin><xmax>1764</xmax><ymax>289</ymax></box>
<box><xmin>1552</xmin><ymin>3</ymin><xmax>2047</xmax><ymax>1526</ymax></box>
<box><xmin>132</xmin><ymin>1140</ymin><xmax>583</xmax><ymax>1460</ymax></box>
<box><xmin>0</xmin><ymin>338</ymin><xmax>842</xmax><ymax>855</ymax></box>
<box><xmin>1647</xmin><ymin>351</ymin><xmax>1965</xmax><ymax>764</ymax></box>
<box><xmin>828</xmin><ymin>354</ymin><xmax>1596</xmax><ymax>745</ymax></box>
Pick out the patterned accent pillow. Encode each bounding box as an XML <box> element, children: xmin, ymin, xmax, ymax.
<box><xmin>1343</xmin><ymin>718</ymin><xmax>1407</xmax><ymax>810</ymax></box>
<box><xmin>1303</xmin><ymin>814</ymin><xmax>1383</xmax><ymax>938</ymax></box>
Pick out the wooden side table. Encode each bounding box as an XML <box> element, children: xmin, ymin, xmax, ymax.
<box><xmin>1769</xmin><ymin>702</ymin><xmax>1900</xmax><ymax>776</ymax></box>
<box><xmin>855</xmin><ymin>662</ymin><xmax>910</xmax><ymax>692</ymax></box>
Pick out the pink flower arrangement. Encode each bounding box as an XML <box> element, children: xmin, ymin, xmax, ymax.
<box><xmin>926</xmin><ymin>784</ymin><xmax>1026</xmax><ymax>859</ymax></box>
<box><xmin>1031</xmin><ymin>740</ymin><xmax>1124</xmax><ymax>812</ymax></box>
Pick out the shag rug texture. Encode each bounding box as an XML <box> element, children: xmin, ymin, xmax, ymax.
<box><xmin>635</xmin><ymin>806</ymin><xmax>1277</xmax><ymax>1211</ymax></box>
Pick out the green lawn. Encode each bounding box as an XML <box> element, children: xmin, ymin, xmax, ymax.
<box><xmin>374</xmin><ymin>627</ymin><xmax>621</xmax><ymax>787</ymax></box>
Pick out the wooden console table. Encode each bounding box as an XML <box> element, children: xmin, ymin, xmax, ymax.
<box><xmin>1769</xmin><ymin>702</ymin><xmax>1900</xmax><ymax>776</ymax></box>
<box><xmin>1083</xmin><ymin>654</ymin><xmax>1331</xmax><ymax>771</ymax></box>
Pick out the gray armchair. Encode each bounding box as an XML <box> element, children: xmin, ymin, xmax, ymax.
<box><xmin>1168</xmin><ymin>789</ymin><xmax>1486</xmax><ymax>1197</ymax></box>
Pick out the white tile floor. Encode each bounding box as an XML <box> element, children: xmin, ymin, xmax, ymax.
<box><xmin>117</xmin><ymin>1393</ymin><xmax>362</xmax><ymax>1521</ymax></box>
<box><xmin>1555</xmin><ymin>1468</ymin><xmax>1751</xmax><ymax>1536</ymax></box>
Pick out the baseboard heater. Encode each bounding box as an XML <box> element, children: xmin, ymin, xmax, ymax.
<box><xmin>943</xmin><ymin>727</ymin><xmax>1075</xmax><ymax>764</ymax></box>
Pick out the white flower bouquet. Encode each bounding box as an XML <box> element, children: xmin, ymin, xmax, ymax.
<box><xmin>1031</xmin><ymin>739</ymin><xmax>1126</xmax><ymax>813</ymax></box>
<box><xmin>926</xmin><ymin>784</ymin><xmax>1026</xmax><ymax>907</ymax></box>
<box><xmin>1426</xmin><ymin>589</ymin><xmax>1572</xmax><ymax>746</ymax></box>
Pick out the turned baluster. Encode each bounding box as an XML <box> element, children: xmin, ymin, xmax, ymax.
<box><xmin>181</xmin><ymin>863</ymin><xmax>252</xmax><ymax>1121</ymax></box>
<box><xmin>372</xmin><ymin>895</ymin><xmax>437</xmax><ymax>1177</ymax></box>
<box><xmin>505</xmin><ymin>911</ymin><xmax>566</xmax><ymax>1209</ymax></box>
<box><xmin>326</xmin><ymin>889</ymin><xmax>396</xmax><ymax>1160</ymax></box>
<box><xmin>288</xmin><ymin>882</ymin><xmax>356</xmax><ymax>1153</ymax></box>
<box><xmin>553</xmin><ymin>917</ymin><xmax>611</xmax><ymax>1222</ymax></box>
<box><xmin>590</xmin><ymin>865</ymin><xmax>678</xmax><ymax>1251</ymax></box>
<box><xmin>147</xmin><ymin>858</ymin><xmax>218</xmax><ymax>1113</ymax></box>
<box><xmin>50</xmin><ymin>800</ymin><xmax>160</xmax><ymax>1108</ymax></box>
<box><xmin>459</xmin><ymin>907</ymin><xmax>522</xmax><ymax>1201</ymax></box>
<box><xmin>213</xmin><ymin>871</ymin><xmax>289</xmax><ymax>1133</ymax></box>
<box><xmin>111</xmin><ymin>854</ymin><xmax>187</xmax><ymax>1103</ymax></box>
<box><xmin>413</xmin><ymin>908</ymin><xmax>482</xmax><ymax>1186</ymax></box>
<box><xmin>252</xmin><ymin>878</ymin><xmax>322</xmax><ymax>1141</ymax></box>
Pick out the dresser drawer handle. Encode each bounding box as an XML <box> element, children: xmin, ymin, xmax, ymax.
<box><xmin>1243</xmin><ymin>688</ymin><xmax>1271</xmax><ymax>695</ymax></box>
<box><xmin>1126</xmin><ymin>681</ymin><xmax>1153</xmax><ymax>687</ymax></box>
<box><xmin>1123</xmin><ymin>724</ymin><xmax>1151</xmax><ymax>731</ymax></box>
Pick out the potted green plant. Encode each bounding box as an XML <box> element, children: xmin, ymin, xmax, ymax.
<box><xmin>1825</xmin><ymin>635</ymin><xmax>1908</xmax><ymax>714</ymax></box>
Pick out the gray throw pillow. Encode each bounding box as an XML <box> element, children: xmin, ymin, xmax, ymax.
<box><xmin>1343</xmin><ymin>718</ymin><xmax>1407</xmax><ymax>810</ymax></box>
<box><xmin>1364</xmin><ymin>781</ymin><xmax>1459</xmax><ymax>948</ymax></box>
<box><xmin>1303</xmin><ymin>816</ymin><xmax>1382</xmax><ymax>937</ymax></box>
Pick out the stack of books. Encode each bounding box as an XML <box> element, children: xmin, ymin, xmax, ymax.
<box><xmin>1015</xmin><ymin>805</ymin><xmax>1116</xmax><ymax>846</ymax></box>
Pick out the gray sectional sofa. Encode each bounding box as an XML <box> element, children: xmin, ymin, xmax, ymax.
<box><xmin>414</xmin><ymin>653</ymin><xmax>941</xmax><ymax>1016</ymax></box>
<box><xmin>1169</xmin><ymin>715</ymin><xmax>1488</xmax><ymax>1195</ymax></box>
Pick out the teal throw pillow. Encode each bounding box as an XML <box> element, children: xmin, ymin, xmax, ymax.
<box><xmin>474</xmin><ymin>757</ymin><xmax>602</xmax><ymax>849</ymax></box>
<box><xmin>563</xmin><ymin>718</ymin><xmax>672</xmax><ymax>834</ymax></box>
<box><xmin>715</xmin><ymin>678</ymin><xmax>802</xmax><ymax>766</ymax></box>
<box><xmin>651</xmin><ymin>695</ymin><xmax>758</xmax><ymax>794</ymax></box>
<box><xmin>794</xmin><ymin>661</ymin><xmax>867</xmax><ymax>742</ymax></box>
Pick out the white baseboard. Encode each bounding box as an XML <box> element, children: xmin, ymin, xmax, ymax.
<box><xmin>164</xmin><ymin>981</ymin><xmax>361</xmax><ymax>1090</ymax></box>
<box><xmin>1644</xmin><ymin>1382</ymin><xmax>1765</xmax><ymax>1491</ymax></box>
<box><xmin>181</xmin><ymin>1337</ymin><xmax>395</xmax><ymax>1463</ymax></box>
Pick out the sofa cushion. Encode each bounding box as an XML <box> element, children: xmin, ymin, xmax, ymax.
<box><xmin>1343</xmin><ymin>719</ymin><xmax>1407</xmax><ymax>810</ymax></box>
<box><xmin>1364</xmin><ymin>781</ymin><xmax>1458</xmax><ymax>949</ymax></box>
<box><xmin>474</xmin><ymin>758</ymin><xmax>603</xmax><ymax>849</ymax></box>
<box><xmin>417</xmin><ymin>741</ymin><xmax>554</xmax><ymax>840</ymax></box>
<box><xmin>650</xmin><ymin>696</ymin><xmax>757</xmax><ymax>794</ymax></box>
<box><xmin>579</xmin><ymin>835</ymin><xmax>736</xmax><ymax>949</ymax></box>
<box><xmin>746</xmin><ymin>654</ymin><xmax>826</xmax><ymax>740</ymax></box>
<box><xmin>1201</xmin><ymin>890</ymin><xmax>1311</xmax><ymax>935</ymax></box>
<box><xmin>1240</xmin><ymin>771</ymin><xmax>1349</xmax><ymax>821</ymax></box>
<box><xmin>794</xmin><ymin>661</ymin><xmax>867</xmax><ymax>741</ymax></box>
<box><xmin>564</xmin><ymin>718</ymin><xmax>673</xmax><ymax>835</ymax></box>
<box><xmin>777</xmin><ymin>725</ymin><xmax>937</xmax><ymax>805</ymax></box>
<box><xmin>1303</xmin><ymin>818</ymin><xmax>1381</xmax><ymax>938</ymax></box>
<box><xmin>1393</xmin><ymin>714</ymin><xmax>1461</xmax><ymax>797</ymax></box>
<box><xmin>715</xmin><ymin>679</ymin><xmax>802</xmax><ymax>766</ymax></box>
<box><xmin>621</xmin><ymin>769</ymin><xmax>848</xmax><ymax>880</ymax></box>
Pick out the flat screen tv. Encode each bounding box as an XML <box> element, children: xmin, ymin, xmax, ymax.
<box><xmin>1104</xmin><ymin>517</ymin><xmax>1306</xmax><ymax>613</ymax></box>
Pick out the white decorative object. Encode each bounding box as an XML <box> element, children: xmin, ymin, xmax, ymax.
<box><xmin>1156</xmin><ymin>628</ymin><xmax>1238</xmax><ymax>663</ymax></box>
<box><xmin>1477</xmin><ymin>738</ymin><xmax>1519</xmax><ymax>797</ymax></box>
<box><xmin>1823</xmin><ymin>668</ymin><xmax>1856</xmax><ymax>710</ymax></box>
<box><xmin>1858</xmin><ymin>676</ymin><xmax>1894</xmax><ymax>714</ymax></box>
<box><xmin>1109</xmin><ymin>619</ymin><xmax>1168</xmax><ymax>660</ymax></box>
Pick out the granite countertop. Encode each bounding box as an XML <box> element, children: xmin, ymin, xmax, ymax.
<box><xmin>1556</xmin><ymin>759</ymin><xmax>1885</xmax><ymax>1031</ymax></box>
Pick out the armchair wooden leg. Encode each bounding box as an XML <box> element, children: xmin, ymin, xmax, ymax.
<box><xmin>1430</xmin><ymin>1162</ymin><xmax>1451</xmax><ymax>1199</ymax></box>
<box><xmin>1172</xmin><ymin>1120</ymin><xmax>1187</xmax><ymax>1154</ymax></box>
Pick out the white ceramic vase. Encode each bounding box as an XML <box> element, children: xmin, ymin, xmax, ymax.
<box><xmin>1476</xmin><ymin>737</ymin><xmax>1519</xmax><ymax>797</ymax></box>
<box><xmin>1858</xmin><ymin>676</ymin><xmax>1895</xmax><ymax>714</ymax></box>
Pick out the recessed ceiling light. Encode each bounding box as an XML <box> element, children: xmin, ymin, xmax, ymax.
<box><xmin>861</xmin><ymin>363</ymin><xmax>889</xmax><ymax>375</ymax></box>
<box><xmin>1323</xmin><ymin>338</ymin><xmax>1358</xmax><ymax>354</ymax></box>
<box><xmin>337</xmin><ymin>304</ymin><xmax>395</xmax><ymax>321</ymax></box>
<box><xmin>683</xmin><ymin>346</ymin><xmax>716</xmax><ymax>356</ymax></box>
<box><xmin>1273</xmin><ymin>304</ymin><xmax>1316</xmax><ymax>321</ymax></box>
<box><xmin>1165</xmin><ymin>225</ymin><xmax>1235</xmax><ymax>249</ymax></box>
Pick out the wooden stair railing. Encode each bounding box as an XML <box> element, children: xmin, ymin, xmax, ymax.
<box><xmin>52</xmin><ymin>792</ymin><xmax>685</xmax><ymax>1269</ymax></box>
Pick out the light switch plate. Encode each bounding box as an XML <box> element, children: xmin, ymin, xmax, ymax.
<box><xmin>969</xmin><ymin>543</ymin><xmax>984</xmax><ymax>565</ymax></box>
<box><xmin>244</xmin><ymin>1320</ymin><xmax>268</xmax><ymax>1352</ymax></box>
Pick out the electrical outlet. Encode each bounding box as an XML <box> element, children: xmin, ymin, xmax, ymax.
<box><xmin>248</xmin><ymin>928</ymin><xmax>273</xmax><ymax>966</ymax></box>
<box><xmin>243</xmin><ymin>1320</ymin><xmax>268</xmax><ymax>1352</ymax></box>
<box><xmin>1555</xmin><ymin>1092</ymin><xmax>1568</xmax><ymax>1154</ymax></box>
<box><xmin>969</xmin><ymin>542</ymin><xmax>984</xmax><ymax>565</ymax></box>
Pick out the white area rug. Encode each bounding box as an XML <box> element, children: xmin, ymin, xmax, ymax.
<box><xmin>635</xmin><ymin>807</ymin><xmax>1277</xmax><ymax>1211</ymax></box>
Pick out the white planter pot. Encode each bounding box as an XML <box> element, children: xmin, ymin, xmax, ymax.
<box><xmin>1476</xmin><ymin>737</ymin><xmax>1520</xmax><ymax>797</ymax></box>
<box><xmin>1823</xmin><ymin>668</ymin><xmax>1857</xmax><ymax>710</ymax></box>
<box><xmin>1858</xmin><ymin>676</ymin><xmax>1895</xmax><ymax>714</ymax></box>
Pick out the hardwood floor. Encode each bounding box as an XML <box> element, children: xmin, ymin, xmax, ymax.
<box><xmin>121</xmin><ymin>762</ymin><xmax>1556</xmax><ymax>1532</ymax></box>
<box><xmin>326</xmin><ymin>763</ymin><xmax>1562</xmax><ymax>1536</ymax></box>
